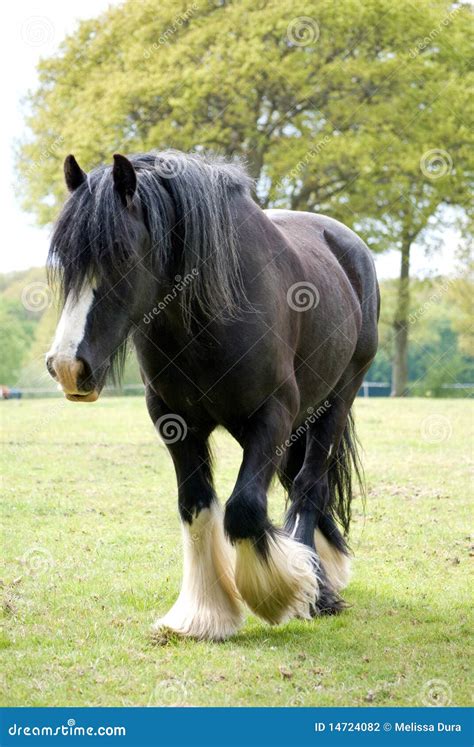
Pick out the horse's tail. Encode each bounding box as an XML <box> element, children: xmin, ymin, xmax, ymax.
<box><xmin>324</xmin><ymin>410</ymin><xmax>364</xmax><ymax>541</ymax></box>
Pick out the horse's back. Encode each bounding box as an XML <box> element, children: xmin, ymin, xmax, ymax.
<box><xmin>264</xmin><ymin>210</ymin><xmax>380</xmax><ymax>366</ymax></box>
<box><xmin>265</xmin><ymin>210</ymin><xmax>377</xmax><ymax>300</ymax></box>
<box><xmin>264</xmin><ymin>209</ymin><xmax>379</xmax><ymax>353</ymax></box>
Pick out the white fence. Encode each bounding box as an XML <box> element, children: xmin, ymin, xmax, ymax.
<box><xmin>358</xmin><ymin>381</ymin><xmax>390</xmax><ymax>398</ymax></box>
<box><xmin>3</xmin><ymin>382</ymin><xmax>473</xmax><ymax>400</ymax></box>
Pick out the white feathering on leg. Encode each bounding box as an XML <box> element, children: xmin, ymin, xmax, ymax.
<box><xmin>314</xmin><ymin>528</ymin><xmax>351</xmax><ymax>591</ymax></box>
<box><xmin>152</xmin><ymin>503</ymin><xmax>243</xmax><ymax>641</ymax></box>
<box><xmin>235</xmin><ymin>533</ymin><xmax>319</xmax><ymax>624</ymax></box>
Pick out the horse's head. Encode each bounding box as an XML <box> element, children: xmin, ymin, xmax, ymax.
<box><xmin>46</xmin><ymin>154</ymin><xmax>155</xmax><ymax>402</ymax></box>
<box><xmin>46</xmin><ymin>149</ymin><xmax>252</xmax><ymax>400</ymax></box>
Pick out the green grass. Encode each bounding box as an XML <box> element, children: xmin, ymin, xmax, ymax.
<box><xmin>1</xmin><ymin>397</ymin><xmax>472</xmax><ymax>707</ymax></box>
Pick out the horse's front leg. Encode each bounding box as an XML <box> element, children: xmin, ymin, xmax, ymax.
<box><xmin>147</xmin><ymin>393</ymin><xmax>242</xmax><ymax>641</ymax></box>
<box><xmin>224</xmin><ymin>395</ymin><xmax>319</xmax><ymax>625</ymax></box>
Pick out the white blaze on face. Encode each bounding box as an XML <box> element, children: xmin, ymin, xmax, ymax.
<box><xmin>47</xmin><ymin>283</ymin><xmax>95</xmax><ymax>361</ymax></box>
<box><xmin>46</xmin><ymin>282</ymin><xmax>96</xmax><ymax>396</ymax></box>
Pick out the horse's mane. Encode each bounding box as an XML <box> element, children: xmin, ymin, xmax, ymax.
<box><xmin>48</xmin><ymin>150</ymin><xmax>253</xmax><ymax>325</ymax></box>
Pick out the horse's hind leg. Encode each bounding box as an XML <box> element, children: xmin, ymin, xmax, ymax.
<box><xmin>224</xmin><ymin>394</ymin><xmax>318</xmax><ymax>625</ymax></box>
<box><xmin>284</xmin><ymin>368</ymin><xmax>367</xmax><ymax>615</ymax></box>
<box><xmin>147</xmin><ymin>393</ymin><xmax>242</xmax><ymax>641</ymax></box>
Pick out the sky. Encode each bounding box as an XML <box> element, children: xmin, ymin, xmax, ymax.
<box><xmin>2</xmin><ymin>0</ymin><xmax>461</xmax><ymax>278</ymax></box>
<box><xmin>2</xmin><ymin>0</ymin><xmax>115</xmax><ymax>275</ymax></box>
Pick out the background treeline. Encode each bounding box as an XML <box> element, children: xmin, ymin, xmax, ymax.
<box><xmin>12</xmin><ymin>0</ymin><xmax>474</xmax><ymax>394</ymax></box>
<box><xmin>1</xmin><ymin>266</ymin><xmax>472</xmax><ymax>397</ymax></box>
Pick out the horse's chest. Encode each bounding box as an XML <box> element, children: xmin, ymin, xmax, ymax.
<box><xmin>142</xmin><ymin>337</ymin><xmax>274</xmax><ymax>426</ymax></box>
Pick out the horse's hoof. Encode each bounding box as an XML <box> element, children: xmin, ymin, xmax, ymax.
<box><xmin>150</xmin><ymin>605</ymin><xmax>242</xmax><ymax>642</ymax></box>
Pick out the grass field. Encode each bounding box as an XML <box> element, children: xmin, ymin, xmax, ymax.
<box><xmin>1</xmin><ymin>397</ymin><xmax>472</xmax><ymax>707</ymax></box>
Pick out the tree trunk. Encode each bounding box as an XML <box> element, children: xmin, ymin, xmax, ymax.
<box><xmin>391</xmin><ymin>238</ymin><xmax>411</xmax><ymax>396</ymax></box>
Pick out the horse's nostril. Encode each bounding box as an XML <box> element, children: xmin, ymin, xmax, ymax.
<box><xmin>46</xmin><ymin>355</ymin><xmax>57</xmax><ymax>380</ymax></box>
<box><xmin>46</xmin><ymin>354</ymin><xmax>96</xmax><ymax>395</ymax></box>
<box><xmin>76</xmin><ymin>357</ymin><xmax>94</xmax><ymax>391</ymax></box>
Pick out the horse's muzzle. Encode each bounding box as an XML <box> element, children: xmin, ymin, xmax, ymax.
<box><xmin>45</xmin><ymin>354</ymin><xmax>100</xmax><ymax>402</ymax></box>
<box><xmin>65</xmin><ymin>390</ymin><xmax>100</xmax><ymax>403</ymax></box>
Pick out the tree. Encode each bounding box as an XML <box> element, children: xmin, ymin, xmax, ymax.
<box><xmin>0</xmin><ymin>300</ymin><xmax>32</xmax><ymax>383</ymax></box>
<box><xmin>371</xmin><ymin>275</ymin><xmax>473</xmax><ymax>396</ymax></box>
<box><xmin>16</xmin><ymin>0</ymin><xmax>473</xmax><ymax>393</ymax></box>
<box><xmin>449</xmin><ymin>244</ymin><xmax>474</xmax><ymax>357</ymax></box>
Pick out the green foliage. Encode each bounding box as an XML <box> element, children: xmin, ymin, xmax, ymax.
<box><xmin>448</xmin><ymin>246</ymin><xmax>474</xmax><ymax>357</ymax></box>
<box><xmin>16</xmin><ymin>0</ymin><xmax>473</xmax><ymax>250</ymax></box>
<box><xmin>0</xmin><ymin>267</ymin><xmax>142</xmax><ymax>390</ymax></box>
<box><xmin>13</xmin><ymin>0</ymin><xmax>473</xmax><ymax>394</ymax></box>
<box><xmin>0</xmin><ymin>299</ymin><xmax>33</xmax><ymax>383</ymax></box>
<box><xmin>0</xmin><ymin>269</ymin><xmax>471</xmax><ymax>393</ymax></box>
<box><xmin>367</xmin><ymin>275</ymin><xmax>474</xmax><ymax>394</ymax></box>
<box><xmin>0</xmin><ymin>269</ymin><xmax>55</xmax><ymax>386</ymax></box>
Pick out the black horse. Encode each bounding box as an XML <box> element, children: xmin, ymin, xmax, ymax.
<box><xmin>46</xmin><ymin>150</ymin><xmax>379</xmax><ymax>640</ymax></box>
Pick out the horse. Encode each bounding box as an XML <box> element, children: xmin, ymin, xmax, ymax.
<box><xmin>46</xmin><ymin>150</ymin><xmax>379</xmax><ymax>641</ymax></box>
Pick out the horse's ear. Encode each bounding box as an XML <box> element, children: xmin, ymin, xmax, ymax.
<box><xmin>64</xmin><ymin>155</ymin><xmax>86</xmax><ymax>192</ymax></box>
<box><xmin>112</xmin><ymin>154</ymin><xmax>137</xmax><ymax>207</ymax></box>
